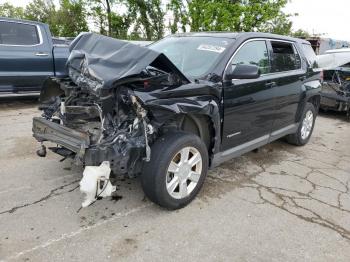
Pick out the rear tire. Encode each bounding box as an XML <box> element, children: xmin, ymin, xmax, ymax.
<box><xmin>286</xmin><ymin>102</ymin><xmax>316</xmax><ymax>146</ymax></box>
<box><xmin>141</xmin><ymin>131</ymin><xmax>208</xmax><ymax>210</ymax></box>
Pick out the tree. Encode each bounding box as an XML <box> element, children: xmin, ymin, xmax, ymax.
<box><xmin>292</xmin><ymin>29</ymin><xmax>310</xmax><ymax>38</ymax></box>
<box><xmin>127</xmin><ymin>0</ymin><xmax>165</xmax><ymax>40</ymax></box>
<box><xmin>89</xmin><ymin>2</ymin><xmax>108</xmax><ymax>35</ymax></box>
<box><xmin>56</xmin><ymin>0</ymin><xmax>89</xmax><ymax>37</ymax></box>
<box><xmin>1</xmin><ymin>0</ymin><xmax>296</xmax><ymax>40</ymax></box>
<box><xmin>167</xmin><ymin>0</ymin><xmax>189</xmax><ymax>33</ymax></box>
<box><xmin>167</xmin><ymin>0</ymin><xmax>294</xmax><ymax>35</ymax></box>
<box><xmin>88</xmin><ymin>0</ymin><xmax>118</xmax><ymax>36</ymax></box>
<box><xmin>186</xmin><ymin>0</ymin><xmax>243</xmax><ymax>31</ymax></box>
<box><xmin>110</xmin><ymin>12</ymin><xmax>132</xmax><ymax>39</ymax></box>
<box><xmin>24</xmin><ymin>0</ymin><xmax>60</xmax><ymax>36</ymax></box>
<box><xmin>0</xmin><ymin>2</ymin><xmax>25</xmax><ymax>19</ymax></box>
<box><xmin>23</xmin><ymin>0</ymin><xmax>88</xmax><ymax>37</ymax></box>
<box><xmin>88</xmin><ymin>0</ymin><xmax>132</xmax><ymax>38</ymax></box>
<box><xmin>106</xmin><ymin>0</ymin><xmax>112</xmax><ymax>36</ymax></box>
<box><xmin>259</xmin><ymin>13</ymin><xmax>293</xmax><ymax>35</ymax></box>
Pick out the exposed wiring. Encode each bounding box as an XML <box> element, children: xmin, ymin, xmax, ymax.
<box><xmin>94</xmin><ymin>178</ymin><xmax>110</xmax><ymax>199</ymax></box>
<box><xmin>94</xmin><ymin>103</ymin><xmax>105</xmax><ymax>144</ymax></box>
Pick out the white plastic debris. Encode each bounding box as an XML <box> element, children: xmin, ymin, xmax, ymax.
<box><xmin>79</xmin><ymin>161</ymin><xmax>116</xmax><ymax>208</ymax></box>
<box><xmin>60</xmin><ymin>101</ymin><xmax>66</xmax><ymax>115</ymax></box>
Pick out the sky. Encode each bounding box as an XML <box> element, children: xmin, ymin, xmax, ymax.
<box><xmin>2</xmin><ymin>0</ymin><xmax>350</xmax><ymax>41</ymax></box>
<box><xmin>283</xmin><ymin>0</ymin><xmax>350</xmax><ymax>40</ymax></box>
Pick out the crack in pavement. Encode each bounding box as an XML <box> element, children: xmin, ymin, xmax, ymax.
<box><xmin>204</xmin><ymin>146</ymin><xmax>350</xmax><ymax>241</ymax></box>
<box><xmin>249</xmin><ymin>168</ymin><xmax>350</xmax><ymax>240</ymax></box>
<box><xmin>0</xmin><ymin>173</ymin><xmax>78</xmax><ymax>195</ymax></box>
<box><xmin>0</xmin><ymin>180</ymin><xmax>80</xmax><ymax>215</ymax></box>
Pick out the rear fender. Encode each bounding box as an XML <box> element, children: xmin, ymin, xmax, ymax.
<box><xmin>297</xmin><ymin>80</ymin><xmax>321</xmax><ymax>122</ymax></box>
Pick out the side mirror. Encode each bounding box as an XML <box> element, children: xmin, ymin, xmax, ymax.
<box><xmin>226</xmin><ymin>64</ymin><xmax>261</xmax><ymax>80</ymax></box>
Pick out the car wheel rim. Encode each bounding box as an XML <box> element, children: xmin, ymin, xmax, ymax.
<box><xmin>166</xmin><ymin>146</ymin><xmax>203</xmax><ymax>200</ymax></box>
<box><xmin>301</xmin><ymin>110</ymin><xmax>314</xmax><ymax>140</ymax></box>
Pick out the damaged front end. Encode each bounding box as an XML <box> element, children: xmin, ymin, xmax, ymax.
<box><xmin>321</xmin><ymin>67</ymin><xmax>350</xmax><ymax>117</ymax></box>
<box><xmin>33</xmin><ymin>33</ymin><xmax>190</xmax><ymax>175</ymax></box>
<box><xmin>33</xmin><ymin>77</ymin><xmax>155</xmax><ymax>175</ymax></box>
<box><xmin>317</xmin><ymin>51</ymin><xmax>350</xmax><ymax>117</ymax></box>
<box><xmin>32</xmin><ymin>33</ymin><xmax>221</xmax><ymax>206</ymax></box>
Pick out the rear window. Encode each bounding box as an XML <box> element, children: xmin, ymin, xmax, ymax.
<box><xmin>270</xmin><ymin>41</ymin><xmax>301</xmax><ymax>72</ymax></box>
<box><xmin>0</xmin><ymin>21</ymin><xmax>40</xmax><ymax>45</ymax></box>
<box><xmin>302</xmin><ymin>43</ymin><xmax>318</xmax><ymax>68</ymax></box>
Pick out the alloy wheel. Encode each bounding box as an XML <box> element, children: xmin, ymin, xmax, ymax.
<box><xmin>166</xmin><ymin>147</ymin><xmax>203</xmax><ymax>199</ymax></box>
<box><xmin>301</xmin><ymin>110</ymin><xmax>314</xmax><ymax>140</ymax></box>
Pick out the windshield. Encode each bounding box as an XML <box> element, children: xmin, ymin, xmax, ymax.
<box><xmin>149</xmin><ymin>36</ymin><xmax>234</xmax><ymax>78</ymax></box>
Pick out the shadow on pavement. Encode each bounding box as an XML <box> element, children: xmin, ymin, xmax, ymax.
<box><xmin>319</xmin><ymin>109</ymin><xmax>349</xmax><ymax>122</ymax></box>
<box><xmin>0</xmin><ymin>94</ymin><xmax>39</xmax><ymax>110</ymax></box>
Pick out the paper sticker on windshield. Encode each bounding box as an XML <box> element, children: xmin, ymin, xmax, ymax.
<box><xmin>197</xmin><ymin>44</ymin><xmax>226</xmax><ymax>53</ymax></box>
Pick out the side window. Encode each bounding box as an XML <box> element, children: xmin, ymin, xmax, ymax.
<box><xmin>0</xmin><ymin>21</ymin><xmax>40</xmax><ymax>46</ymax></box>
<box><xmin>231</xmin><ymin>40</ymin><xmax>270</xmax><ymax>74</ymax></box>
<box><xmin>270</xmin><ymin>41</ymin><xmax>301</xmax><ymax>72</ymax></box>
<box><xmin>302</xmin><ymin>43</ymin><xmax>318</xmax><ymax>68</ymax></box>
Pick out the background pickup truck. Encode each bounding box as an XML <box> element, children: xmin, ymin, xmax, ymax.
<box><xmin>0</xmin><ymin>18</ymin><xmax>69</xmax><ymax>93</ymax></box>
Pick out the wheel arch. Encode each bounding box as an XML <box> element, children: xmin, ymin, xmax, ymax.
<box><xmin>296</xmin><ymin>93</ymin><xmax>321</xmax><ymax>123</ymax></box>
<box><xmin>143</xmin><ymin>96</ymin><xmax>221</xmax><ymax>167</ymax></box>
<box><xmin>307</xmin><ymin>94</ymin><xmax>321</xmax><ymax>111</ymax></box>
<box><xmin>179</xmin><ymin>114</ymin><xmax>213</xmax><ymax>153</ymax></box>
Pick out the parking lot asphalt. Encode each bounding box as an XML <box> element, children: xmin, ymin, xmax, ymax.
<box><xmin>0</xmin><ymin>96</ymin><xmax>349</xmax><ymax>262</ymax></box>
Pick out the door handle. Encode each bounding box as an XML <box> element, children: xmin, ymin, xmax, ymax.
<box><xmin>35</xmin><ymin>52</ymin><xmax>49</xmax><ymax>57</ymax></box>
<box><xmin>265</xmin><ymin>81</ymin><xmax>277</xmax><ymax>88</ymax></box>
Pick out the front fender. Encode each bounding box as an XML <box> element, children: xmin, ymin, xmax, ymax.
<box><xmin>135</xmin><ymin>93</ymin><xmax>222</xmax><ymax>161</ymax></box>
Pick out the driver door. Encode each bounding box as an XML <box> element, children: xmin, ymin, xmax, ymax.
<box><xmin>222</xmin><ymin>40</ymin><xmax>276</xmax><ymax>151</ymax></box>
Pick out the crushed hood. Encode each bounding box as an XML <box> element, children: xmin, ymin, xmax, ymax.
<box><xmin>67</xmin><ymin>33</ymin><xmax>190</xmax><ymax>91</ymax></box>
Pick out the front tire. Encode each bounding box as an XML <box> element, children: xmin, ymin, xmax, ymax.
<box><xmin>286</xmin><ymin>102</ymin><xmax>317</xmax><ymax>146</ymax></box>
<box><xmin>141</xmin><ymin>131</ymin><xmax>208</xmax><ymax>210</ymax></box>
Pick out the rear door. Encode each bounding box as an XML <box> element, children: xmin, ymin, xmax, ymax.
<box><xmin>0</xmin><ymin>20</ymin><xmax>54</xmax><ymax>92</ymax></box>
<box><xmin>266</xmin><ymin>40</ymin><xmax>305</xmax><ymax>131</ymax></box>
<box><xmin>222</xmin><ymin>40</ymin><xmax>276</xmax><ymax>151</ymax></box>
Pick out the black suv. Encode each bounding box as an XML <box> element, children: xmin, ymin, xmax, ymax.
<box><xmin>33</xmin><ymin>32</ymin><xmax>321</xmax><ymax>209</ymax></box>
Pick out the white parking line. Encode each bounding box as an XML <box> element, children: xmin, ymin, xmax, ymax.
<box><xmin>3</xmin><ymin>203</ymin><xmax>152</xmax><ymax>261</ymax></box>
